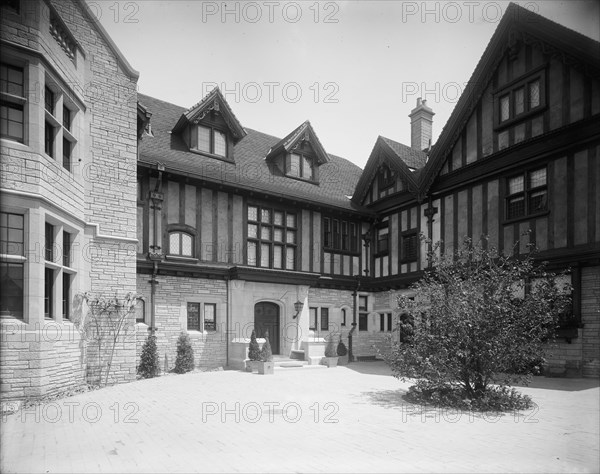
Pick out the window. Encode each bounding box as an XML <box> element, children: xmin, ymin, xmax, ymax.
<box><xmin>0</xmin><ymin>63</ymin><xmax>25</xmax><ymax>143</ymax></box>
<box><xmin>286</xmin><ymin>153</ymin><xmax>314</xmax><ymax>180</ymax></box>
<box><xmin>168</xmin><ymin>231</ymin><xmax>193</xmax><ymax>257</ymax></box>
<box><xmin>194</xmin><ymin>125</ymin><xmax>227</xmax><ymax>158</ymax></box>
<box><xmin>62</xmin><ymin>137</ymin><xmax>71</xmax><ymax>171</ymax></box>
<box><xmin>187</xmin><ymin>302</ymin><xmax>201</xmax><ymax>331</ymax></box>
<box><xmin>379</xmin><ymin>313</ymin><xmax>385</xmax><ymax>332</ymax></box>
<box><xmin>387</xmin><ymin>313</ymin><xmax>392</xmax><ymax>332</ymax></box>
<box><xmin>378</xmin><ymin>164</ymin><xmax>394</xmax><ymax>191</ymax></box>
<box><xmin>45</xmin><ymin>223</ymin><xmax>54</xmax><ymax>261</ymax></box>
<box><xmin>187</xmin><ymin>302</ymin><xmax>217</xmax><ymax>332</ymax></box>
<box><xmin>320</xmin><ymin>308</ymin><xmax>329</xmax><ymax>331</ymax></box>
<box><xmin>44</xmin><ymin>268</ymin><xmax>54</xmax><ymax>319</ymax></box>
<box><xmin>341</xmin><ymin>308</ymin><xmax>347</xmax><ymax>327</ymax></box>
<box><xmin>495</xmin><ymin>70</ymin><xmax>545</xmax><ymax>127</ymax></box>
<box><xmin>0</xmin><ymin>262</ymin><xmax>23</xmax><ymax>319</ymax></box>
<box><xmin>376</xmin><ymin>226</ymin><xmax>389</xmax><ymax>256</ymax></box>
<box><xmin>204</xmin><ymin>303</ymin><xmax>216</xmax><ymax>331</ymax></box>
<box><xmin>506</xmin><ymin>167</ymin><xmax>547</xmax><ymax>220</ymax></box>
<box><xmin>63</xmin><ymin>231</ymin><xmax>71</xmax><ymax>266</ymax></box>
<box><xmin>135</xmin><ymin>298</ymin><xmax>145</xmax><ymax>323</ymax></box>
<box><xmin>44</xmin><ymin>86</ymin><xmax>55</xmax><ymax>115</ymax></box>
<box><xmin>247</xmin><ymin>205</ymin><xmax>296</xmax><ymax>270</ymax></box>
<box><xmin>323</xmin><ymin>217</ymin><xmax>359</xmax><ymax>253</ymax></box>
<box><xmin>62</xmin><ymin>273</ymin><xmax>71</xmax><ymax>319</ymax></box>
<box><xmin>63</xmin><ymin>106</ymin><xmax>71</xmax><ymax>131</ymax></box>
<box><xmin>45</xmin><ymin>121</ymin><xmax>55</xmax><ymax>157</ymax></box>
<box><xmin>0</xmin><ymin>213</ymin><xmax>24</xmax><ymax>319</ymax></box>
<box><xmin>359</xmin><ymin>296</ymin><xmax>368</xmax><ymax>331</ymax></box>
<box><xmin>402</xmin><ymin>233</ymin><xmax>418</xmax><ymax>263</ymax></box>
<box><xmin>309</xmin><ymin>307</ymin><xmax>317</xmax><ymax>330</ymax></box>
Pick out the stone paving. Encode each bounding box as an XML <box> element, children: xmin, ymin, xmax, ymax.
<box><xmin>1</xmin><ymin>362</ymin><xmax>599</xmax><ymax>473</ymax></box>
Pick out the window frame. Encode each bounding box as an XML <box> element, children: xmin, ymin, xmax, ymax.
<box><xmin>378</xmin><ymin>164</ymin><xmax>395</xmax><ymax>191</ymax></box>
<box><xmin>375</xmin><ymin>224</ymin><xmax>389</xmax><ymax>257</ymax></box>
<box><xmin>0</xmin><ymin>62</ymin><xmax>26</xmax><ymax>144</ymax></box>
<box><xmin>193</xmin><ymin>124</ymin><xmax>228</xmax><ymax>159</ymax></box>
<box><xmin>246</xmin><ymin>204</ymin><xmax>297</xmax><ymax>270</ymax></box>
<box><xmin>167</xmin><ymin>230</ymin><xmax>195</xmax><ymax>258</ymax></box>
<box><xmin>322</xmin><ymin>216</ymin><xmax>360</xmax><ymax>255</ymax></box>
<box><xmin>504</xmin><ymin>167</ymin><xmax>548</xmax><ymax>223</ymax></box>
<box><xmin>401</xmin><ymin>231</ymin><xmax>419</xmax><ymax>263</ymax></box>
<box><xmin>135</xmin><ymin>298</ymin><xmax>145</xmax><ymax>323</ymax></box>
<box><xmin>320</xmin><ymin>307</ymin><xmax>329</xmax><ymax>331</ymax></box>
<box><xmin>309</xmin><ymin>307</ymin><xmax>318</xmax><ymax>331</ymax></box>
<box><xmin>358</xmin><ymin>295</ymin><xmax>368</xmax><ymax>331</ymax></box>
<box><xmin>494</xmin><ymin>66</ymin><xmax>546</xmax><ymax>130</ymax></box>
<box><xmin>286</xmin><ymin>152</ymin><xmax>315</xmax><ymax>182</ymax></box>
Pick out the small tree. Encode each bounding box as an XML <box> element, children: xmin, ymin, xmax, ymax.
<box><xmin>138</xmin><ymin>334</ymin><xmax>160</xmax><ymax>378</ymax></box>
<box><xmin>337</xmin><ymin>337</ymin><xmax>348</xmax><ymax>357</ymax></box>
<box><xmin>260</xmin><ymin>331</ymin><xmax>273</xmax><ymax>362</ymax></box>
<box><xmin>384</xmin><ymin>237</ymin><xmax>572</xmax><ymax>409</ymax></box>
<box><xmin>174</xmin><ymin>332</ymin><xmax>195</xmax><ymax>374</ymax></box>
<box><xmin>324</xmin><ymin>335</ymin><xmax>337</xmax><ymax>357</ymax></box>
<box><xmin>248</xmin><ymin>330</ymin><xmax>261</xmax><ymax>361</ymax></box>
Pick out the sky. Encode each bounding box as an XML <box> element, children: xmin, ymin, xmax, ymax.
<box><xmin>94</xmin><ymin>0</ymin><xmax>600</xmax><ymax>169</ymax></box>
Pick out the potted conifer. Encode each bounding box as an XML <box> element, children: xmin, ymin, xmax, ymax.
<box><xmin>174</xmin><ymin>331</ymin><xmax>195</xmax><ymax>373</ymax></box>
<box><xmin>337</xmin><ymin>336</ymin><xmax>348</xmax><ymax>366</ymax></box>
<box><xmin>322</xmin><ymin>334</ymin><xmax>339</xmax><ymax>367</ymax></box>
<box><xmin>257</xmin><ymin>331</ymin><xmax>274</xmax><ymax>375</ymax></box>
<box><xmin>246</xmin><ymin>330</ymin><xmax>261</xmax><ymax>373</ymax></box>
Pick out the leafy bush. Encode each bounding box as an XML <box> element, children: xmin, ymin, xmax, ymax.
<box><xmin>337</xmin><ymin>338</ymin><xmax>348</xmax><ymax>356</ymax></box>
<box><xmin>138</xmin><ymin>334</ymin><xmax>160</xmax><ymax>378</ymax></box>
<box><xmin>324</xmin><ymin>335</ymin><xmax>337</xmax><ymax>357</ymax></box>
<box><xmin>384</xmin><ymin>237</ymin><xmax>572</xmax><ymax>402</ymax></box>
<box><xmin>260</xmin><ymin>331</ymin><xmax>273</xmax><ymax>362</ymax></box>
<box><xmin>404</xmin><ymin>380</ymin><xmax>533</xmax><ymax>412</ymax></box>
<box><xmin>174</xmin><ymin>332</ymin><xmax>195</xmax><ymax>374</ymax></box>
<box><xmin>248</xmin><ymin>330</ymin><xmax>261</xmax><ymax>361</ymax></box>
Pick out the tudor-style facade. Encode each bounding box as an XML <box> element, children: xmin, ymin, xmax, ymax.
<box><xmin>1</xmin><ymin>2</ymin><xmax>598</xmax><ymax>402</ymax></box>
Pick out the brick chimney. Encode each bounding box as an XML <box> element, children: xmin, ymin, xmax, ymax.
<box><xmin>409</xmin><ymin>97</ymin><xmax>434</xmax><ymax>152</ymax></box>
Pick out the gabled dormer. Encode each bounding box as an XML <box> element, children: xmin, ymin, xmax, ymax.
<box><xmin>265</xmin><ymin>121</ymin><xmax>329</xmax><ymax>184</ymax></box>
<box><xmin>172</xmin><ymin>87</ymin><xmax>246</xmax><ymax>163</ymax></box>
<box><xmin>352</xmin><ymin>136</ymin><xmax>427</xmax><ymax>207</ymax></box>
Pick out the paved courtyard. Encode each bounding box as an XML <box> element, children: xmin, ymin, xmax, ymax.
<box><xmin>1</xmin><ymin>362</ymin><xmax>599</xmax><ymax>473</ymax></box>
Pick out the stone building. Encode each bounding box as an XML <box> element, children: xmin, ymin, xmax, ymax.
<box><xmin>1</xmin><ymin>0</ymin><xmax>139</xmax><ymax>399</ymax></box>
<box><xmin>1</xmin><ymin>1</ymin><xmax>598</xmax><ymax>402</ymax></box>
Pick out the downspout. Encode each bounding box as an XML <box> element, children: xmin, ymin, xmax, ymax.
<box><xmin>225</xmin><ymin>276</ymin><xmax>230</xmax><ymax>368</ymax></box>
<box><xmin>148</xmin><ymin>163</ymin><xmax>165</xmax><ymax>337</ymax></box>
<box><xmin>424</xmin><ymin>197</ymin><xmax>438</xmax><ymax>269</ymax></box>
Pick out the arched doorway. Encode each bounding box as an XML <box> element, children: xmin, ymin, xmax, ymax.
<box><xmin>254</xmin><ymin>302</ymin><xmax>280</xmax><ymax>355</ymax></box>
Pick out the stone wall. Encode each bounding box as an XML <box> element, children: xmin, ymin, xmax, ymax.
<box><xmin>581</xmin><ymin>266</ymin><xmax>600</xmax><ymax>377</ymax></box>
<box><xmin>136</xmin><ymin>274</ymin><xmax>228</xmax><ymax>371</ymax></box>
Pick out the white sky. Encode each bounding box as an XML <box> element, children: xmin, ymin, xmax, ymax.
<box><xmin>94</xmin><ymin>0</ymin><xmax>600</xmax><ymax>169</ymax></box>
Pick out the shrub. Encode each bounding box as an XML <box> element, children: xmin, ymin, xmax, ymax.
<box><xmin>384</xmin><ymin>237</ymin><xmax>572</xmax><ymax>404</ymax></box>
<box><xmin>337</xmin><ymin>338</ymin><xmax>348</xmax><ymax>357</ymax></box>
<box><xmin>138</xmin><ymin>334</ymin><xmax>160</xmax><ymax>378</ymax></box>
<box><xmin>324</xmin><ymin>335</ymin><xmax>337</xmax><ymax>357</ymax></box>
<box><xmin>248</xmin><ymin>330</ymin><xmax>261</xmax><ymax>361</ymax></box>
<box><xmin>174</xmin><ymin>332</ymin><xmax>195</xmax><ymax>374</ymax></box>
<box><xmin>260</xmin><ymin>331</ymin><xmax>273</xmax><ymax>362</ymax></box>
<box><xmin>404</xmin><ymin>380</ymin><xmax>534</xmax><ymax>412</ymax></box>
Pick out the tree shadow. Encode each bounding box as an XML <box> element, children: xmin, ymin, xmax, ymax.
<box><xmin>344</xmin><ymin>360</ymin><xmax>393</xmax><ymax>376</ymax></box>
<box><xmin>513</xmin><ymin>376</ymin><xmax>600</xmax><ymax>392</ymax></box>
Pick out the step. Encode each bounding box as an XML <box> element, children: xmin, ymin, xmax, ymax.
<box><xmin>273</xmin><ymin>358</ymin><xmax>308</xmax><ymax>368</ymax></box>
<box><xmin>290</xmin><ymin>350</ymin><xmax>305</xmax><ymax>361</ymax></box>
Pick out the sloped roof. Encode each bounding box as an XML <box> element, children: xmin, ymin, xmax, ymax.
<box><xmin>171</xmin><ymin>87</ymin><xmax>246</xmax><ymax>143</ymax></box>
<box><xmin>138</xmin><ymin>94</ymin><xmax>365</xmax><ymax>212</ymax></box>
<box><xmin>265</xmin><ymin>120</ymin><xmax>329</xmax><ymax>165</ymax></box>
<box><xmin>351</xmin><ymin>135</ymin><xmax>426</xmax><ymax>205</ymax></box>
<box><xmin>419</xmin><ymin>2</ymin><xmax>600</xmax><ymax>194</ymax></box>
<box><xmin>380</xmin><ymin>137</ymin><xmax>428</xmax><ymax>169</ymax></box>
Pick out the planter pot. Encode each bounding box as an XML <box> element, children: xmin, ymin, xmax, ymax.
<box><xmin>322</xmin><ymin>357</ymin><xmax>338</xmax><ymax>368</ymax></box>
<box><xmin>337</xmin><ymin>354</ymin><xmax>348</xmax><ymax>366</ymax></box>
<box><xmin>246</xmin><ymin>360</ymin><xmax>260</xmax><ymax>373</ymax></box>
<box><xmin>258</xmin><ymin>361</ymin><xmax>274</xmax><ymax>375</ymax></box>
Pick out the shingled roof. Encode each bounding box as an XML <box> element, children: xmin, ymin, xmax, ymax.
<box><xmin>138</xmin><ymin>94</ymin><xmax>366</xmax><ymax>212</ymax></box>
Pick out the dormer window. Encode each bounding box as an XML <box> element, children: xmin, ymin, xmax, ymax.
<box><xmin>378</xmin><ymin>164</ymin><xmax>394</xmax><ymax>190</ymax></box>
<box><xmin>286</xmin><ymin>153</ymin><xmax>313</xmax><ymax>180</ymax></box>
<box><xmin>194</xmin><ymin>125</ymin><xmax>227</xmax><ymax>158</ymax></box>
